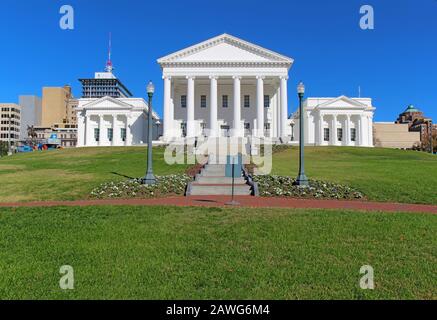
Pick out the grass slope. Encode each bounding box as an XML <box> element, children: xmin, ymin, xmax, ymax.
<box><xmin>272</xmin><ymin>147</ymin><xmax>437</xmax><ymax>205</ymax></box>
<box><xmin>0</xmin><ymin>146</ymin><xmax>435</xmax><ymax>204</ymax></box>
<box><xmin>0</xmin><ymin>147</ymin><xmax>188</xmax><ymax>202</ymax></box>
<box><xmin>0</xmin><ymin>206</ymin><xmax>435</xmax><ymax>300</ymax></box>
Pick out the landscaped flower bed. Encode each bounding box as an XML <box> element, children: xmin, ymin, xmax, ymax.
<box><xmin>90</xmin><ymin>174</ymin><xmax>192</xmax><ymax>199</ymax></box>
<box><xmin>253</xmin><ymin>175</ymin><xmax>365</xmax><ymax>200</ymax></box>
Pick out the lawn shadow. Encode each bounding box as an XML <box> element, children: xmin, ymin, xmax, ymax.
<box><xmin>111</xmin><ymin>172</ymin><xmax>137</xmax><ymax>180</ymax></box>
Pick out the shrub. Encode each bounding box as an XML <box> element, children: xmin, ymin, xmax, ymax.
<box><xmin>90</xmin><ymin>174</ymin><xmax>192</xmax><ymax>199</ymax></box>
<box><xmin>253</xmin><ymin>175</ymin><xmax>365</xmax><ymax>200</ymax></box>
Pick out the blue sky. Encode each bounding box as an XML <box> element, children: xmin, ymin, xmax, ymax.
<box><xmin>0</xmin><ymin>0</ymin><xmax>435</xmax><ymax>121</ymax></box>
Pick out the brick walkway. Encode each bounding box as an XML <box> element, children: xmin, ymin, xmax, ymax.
<box><xmin>0</xmin><ymin>196</ymin><xmax>436</xmax><ymax>214</ymax></box>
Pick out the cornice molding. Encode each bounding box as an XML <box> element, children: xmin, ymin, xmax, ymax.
<box><xmin>158</xmin><ymin>33</ymin><xmax>293</xmax><ymax>67</ymax></box>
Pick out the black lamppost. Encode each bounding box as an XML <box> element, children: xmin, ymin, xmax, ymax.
<box><xmin>295</xmin><ymin>81</ymin><xmax>309</xmax><ymax>187</ymax></box>
<box><xmin>143</xmin><ymin>81</ymin><xmax>157</xmax><ymax>185</ymax></box>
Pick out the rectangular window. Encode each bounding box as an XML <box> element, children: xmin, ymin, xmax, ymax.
<box><xmin>265</xmin><ymin>123</ymin><xmax>271</xmax><ymax>130</ymax></box>
<box><xmin>121</xmin><ymin>128</ymin><xmax>126</xmax><ymax>142</ymax></box>
<box><xmin>244</xmin><ymin>123</ymin><xmax>250</xmax><ymax>130</ymax></box>
<box><xmin>94</xmin><ymin>128</ymin><xmax>100</xmax><ymax>142</ymax></box>
<box><xmin>324</xmin><ymin>128</ymin><xmax>330</xmax><ymax>142</ymax></box>
<box><xmin>244</xmin><ymin>95</ymin><xmax>250</xmax><ymax>108</ymax></box>
<box><xmin>222</xmin><ymin>95</ymin><xmax>228</xmax><ymax>108</ymax></box>
<box><xmin>337</xmin><ymin>128</ymin><xmax>343</xmax><ymax>142</ymax></box>
<box><xmin>201</xmin><ymin>95</ymin><xmax>207</xmax><ymax>108</ymax></box>
<box><xmin>351</xmin><ymin>128</ymin><xmax>357</xmax><ymax>142</ymax></box>
<box><xmin>108</xmin><ymin>128</ymin><xmax>113</xmax><ymax>142</ymax></box>
<box><xmin>264</xmin><ymin>95</ymin><xmax>270</xmax><ymax>108</ymax></box>
<box><xmin>181</xmin><ymin>95</ymin><xmax>187</xmax><ymax>108</ymax></box>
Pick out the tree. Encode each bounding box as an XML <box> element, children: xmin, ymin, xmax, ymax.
<box><xmin>0</xmin><ymin>141</ymin><xmax>8</xmax><ymax>157</ymax></box>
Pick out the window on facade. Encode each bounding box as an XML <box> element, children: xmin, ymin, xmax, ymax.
<box><xmin>324</xmin><ymin>128</ymin><xmax>330</xmax><ymax>142</ymax></box>
<box><xmin>222</xmin><ymin>95</ymin><xmax>228</xmax><ymax>108</ymax></box>
<box><xmin>201</xmin><ymin>95</ymin><xmax>207</xmax><ymax>108</ymax></box>
<box><xmin>351</xmin><ymin>128</ymin><xmax>357</xmax><ymax>142</ymax></box>
<box><xmin>108</xmin><ymin>128</ymin><xmax>113</xmax><ymax>142</ymax></box>
<box><xmin>121</xmin><ymin>128</ymin><xmax>126</xmax><ymax>142</ymax></box>
<box><xmin>244</xmin><ymin>95</ymin><xmax>250</xmax><ymax>108</ymax></box>
<box><xmin>264</xmin><ymin>95</ymin><xmax>270</xmax><ymax>108</ymax></box>
<box><xmin>181</xmin><ymin>95</ymin><xmax>187</xmax><ymax>108</ymax></box>
<box><xmin>244</xmin><ymin>123</ymin><xmax>250</xmax><ymax>130</ymax></box>
<box><xmin>337</xmin><ymin>128</ymin><xmax>343</xmax><ymax>142</ymax></box>
<box><xmin>94</xmin><ymin>128</ymin><xmax>100</xmax><ymax>142</ymax></box>
<box><xmin>265</xmin><ymin>123</ymin><xmax>271</xmax><ymax>130</ymax></box>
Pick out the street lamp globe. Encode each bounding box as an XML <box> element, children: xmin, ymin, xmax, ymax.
<box><xmin>297</xmin><ymin>81</ymin><xmax>305</xmax><ymax>95</ymax></box>
<box><xmin>147</xmin><ymin>81</ymin><xmax>155</xmax><ymax>96</ymax></box>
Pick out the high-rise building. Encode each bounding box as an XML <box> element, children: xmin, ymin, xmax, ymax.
<box><xmin>41</xmin><ymin>85</ymin><xmax>76</xmax><ymax>127</ymax></box>
<box><xmin>0</xmin><ymin>104</ymin><xmax>21</xmax><ymax>146</ymax></box>
<box><xmin>79</xmin><ymin>34</ymin><xmax>132</xmax><ymax>99</ymax></box>
<box><xmin>18</xmin><ymin>95</ymin><xmax>42</xmax><ymax>139</ymax></box>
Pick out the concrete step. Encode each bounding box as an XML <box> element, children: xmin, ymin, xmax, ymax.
<box><xmin>195</xmin><ymin>176</ymin><xmax>246</xmax><ymax>184</ymax></box>
<box><xmin>189</xmin><ymin>184</ymin><xmax>252</xmax><ymax>196</ymax></box>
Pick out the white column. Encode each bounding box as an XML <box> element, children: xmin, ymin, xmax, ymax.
<box><xmin>332</xmin><ymin>115</ymin><xmax>337</xmax><ymax>146</ymax></box>
<box><xmin>232</xmin><ymin>76</ymin><xmax>242</xmax><ymax>137</ymax></box>
<box><xmin>280</xmin><ymin>76</ymin><xmax>289</xmax><ymax>138</ymax></box>
<box><xmin>318</xmin><ymin>113</ymin><xmax>324</xmax><ymax>145</ymax></box>
<box><xmin>77</xmin><ymin>114</ymin><xmax>84</xmax><ymax>147</ymax></box>
<box><xmin>112</xmin><ymin>114</ymin><xmax>118</xmax><ymax>146</ymax></box>
<box><xmin>345</xmin><ymin>115</ymin><xmax>351</xmax><ymax>146</ymax></box>
<box><xmin>256</xmin><ymin>76</ymin><xmax>265</xmax><ymax>137</ymax></box>
<box><xmin>186</xmin><ymin>76</ymin><xmax>195</xmax><ymax>138</ymax></box>
<box><xmin>99</xmin><ymin>115</ymin><xmax>105</xmax><ymax>146</ymax></box>
<box><xmin>163</xmin><ymin>76</ymin><xmax>172</xmax><ymax>140</ymax></box>
<box><xmin>126</xmin><ymin>115</ymin><xmax>133</xmax><ymax>146</ymax></box>
<box><xmin>209</xmin><ymin>76</ymin><xmax>218</xmax><ymax>137</ymax></box>
<box><xmin>357</xmin><ymin>116</ymin><xmax>363</xmax><ymax>146</ymax></box>
<box><xmin>368</xmin><ymin>115</ymin><xmax>374</xmax><ymax>147</ymax></box>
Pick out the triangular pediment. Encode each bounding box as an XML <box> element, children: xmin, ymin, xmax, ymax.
<box><xmin>317</xmin><ymin>96</ymin><xmax>367</xmax><ymax>109</ymax></box>
<box><xmin>158</xmin><ymin>33</ymin><xmax>293</xmax><ymax>65</ymax></box>
<box><xmin>83</xmin><ymin>96</ymin><xmax>133</xmax><ymax>110</ymax></box>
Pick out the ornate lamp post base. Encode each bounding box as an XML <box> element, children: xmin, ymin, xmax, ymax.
<box><xmin>295</xmin><ymin>174</ymin><xmax>309</xmax><ymax>187</ymax></box>
<box><xmin>143</xmin><ymin>172</ymin><xmax>157</xmax><ymax>185</ymax></box>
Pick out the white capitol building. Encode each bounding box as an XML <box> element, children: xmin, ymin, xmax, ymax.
<box><xmin>76</xmin><ymin>34</ymin><xmax>375</xmax><ymax>148</ymax></box>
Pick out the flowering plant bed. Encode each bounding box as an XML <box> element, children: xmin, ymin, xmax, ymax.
<box><xmin>253</xmin><ymin>175</ymin><xmax>365</xmax><ymax>200</ymax></box>
<box><xmin>90</xmin><ymin>174</ymin><xmax>192</xmax><ymax>199</ymax></box>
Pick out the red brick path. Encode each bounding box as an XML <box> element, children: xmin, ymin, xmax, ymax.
<box><xmin>0</xmin><ymin>196</ymin><xmax>436</xmax><ymax>214</ymax></box>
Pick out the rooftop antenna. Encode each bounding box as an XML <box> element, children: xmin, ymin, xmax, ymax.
<box><xmin>105</xmin><ymin>32</ymin><xmax>113</xmax><ymax>73</ymax></box>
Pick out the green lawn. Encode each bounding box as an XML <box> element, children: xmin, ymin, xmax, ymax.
<box><xmin>0</xmin><ymin>146</ymin><xmax>436</xmax><ymax>204</ymax></box>
<box><xmin>272</xmin><ymin>147</ymin><xmax>437</xmax><ymax>205</ymax></box>
<box><xmin>0</xmin><ymin>205</ymin><xmax>435</xmax><ymax>300</ymax></box>
<box><xmin>0</xmin><ymin>147</ymin><xmax>188</xmax><ymax>202</ymax></box>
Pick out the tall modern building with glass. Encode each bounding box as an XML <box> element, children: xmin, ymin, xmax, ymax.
<box><xmin>79</xmin><ymin>64</ymin><xmax>132</xmax><ymax>99</ymax></box>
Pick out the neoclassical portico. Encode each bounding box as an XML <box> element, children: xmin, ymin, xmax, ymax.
<box><xmin>158</xmin><ymin>34</ymin><xmax>294</xmax><ymax>141</ymax></box>
<box><xmin>76</xmin><ymin>96</ymin><xmax>160</xmax><ymax>147</ymax></box>
<box><xmin>290</xmin><ymin>96</ymin><xmax>375</xmax><ymax>147</ymax></box>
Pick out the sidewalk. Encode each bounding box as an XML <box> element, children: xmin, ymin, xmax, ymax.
<box><xmin>0</xmin><ymin>196</ymin><xmax>436</xmax><ymax>214</ymax></box>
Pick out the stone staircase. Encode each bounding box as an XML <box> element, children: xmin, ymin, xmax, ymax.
<box><xmin>187</xmin><ymin>163</ymin><xmax>253</xmax><ymax>196</ymax></box>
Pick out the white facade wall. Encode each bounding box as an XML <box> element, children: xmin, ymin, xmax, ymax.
<box><xmin>290</xmin><ymin>96</ymin><xmax>375</xmax><ymax>147</ymax></box>
<box><xmin>158</xmin><ymin>34</ymin><xmax>294</xmax><ymax>141</ymax></box>
<box><xmin>76</xmin><ymin>97</ymin><xmax>160</xmax><ymax>147</ymax></box>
